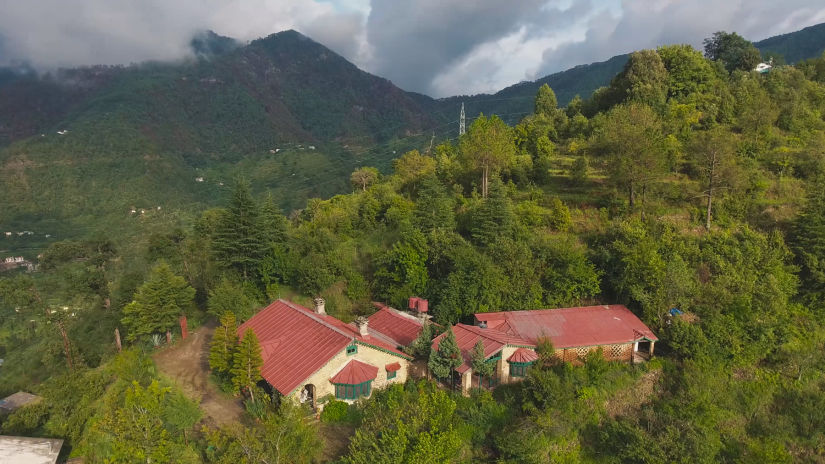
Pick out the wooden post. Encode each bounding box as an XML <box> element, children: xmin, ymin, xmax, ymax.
<box><xmin>179</xmin><ymin>316</ymin><xmax>188</xmax><ymax>340</ymax></box>
<box><xmin>115</xmin><ymin>328</ymin><xmax>122</xmax><ymax>352</ymax></box>
<box><xmin>166</xmin><ymin>330</ymin><xmax>172</xmax><ymax>344</ymax></box>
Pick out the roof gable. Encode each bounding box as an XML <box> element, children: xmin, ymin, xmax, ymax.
<box><xmin>330</xmin><ymin>359</ymin><xmax>379</xmax><ymax>384</ymax></box>
<box><xmin>238</xmin><ymin>300</ymin><xmax>352</xmax><ymax>395</ymax></box>
<box><xmin>366</xmin><ymin>305</ymin><xmax>425</xmax><ymax>347</ymax></box>
<box><xmin>238</xmin><ymin>299</ymin><xmax>411</xmax><ymax>395</ymax></box>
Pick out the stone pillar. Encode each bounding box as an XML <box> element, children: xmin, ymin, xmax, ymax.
<box><xmin>461</xmin><ymin>370</ymin><xmax>472</xmax><ymax>396</ymax></box>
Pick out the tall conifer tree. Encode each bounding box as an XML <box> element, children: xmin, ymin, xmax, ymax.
<box><xmin>213</xmin><ymin>180</ymin><xmax>267</xmax><ymax>280</ymax></box>
<box><xmin>232</xmin><ymin>329</ymin><xmax>263</xmax><ymax>402</ymax></box>
<box><xmin>209</xmin><ymin>312</ymin><xmax>238</xmax><ymax>375</ymax></box>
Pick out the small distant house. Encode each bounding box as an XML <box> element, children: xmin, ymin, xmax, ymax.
<box><xmin>195</xmin><ymin>177</ymin><xmax>204</xmax><ymax>182</ymax></box>
<box><xmin>754</xmin><ymin>62</ymin><xmax>772</xmax><ymax>73</ymax></box>
<box><xmin>0</xmin><ymin>436</ymin><xmax>63</xmax><ymax>464</ymax></box>
<box><xmin>238</xmin><ymin>298</ymin><xmax>424</xmax><ymax>410</ymax></box>
<box><xmin>0</xmin><ymin>392</ymin><xmax>42</xmax><ymax>414</ymax></box>
<box><xmin>13</xmin><ymin>257</ymin><xmax>24</xmax><ymax>263</ymax></box>
<box><xmin>308</xmin><ymin>145</ymin><xmax>316</xmax><ymax>150</ymax></box>
<box><xmin>433</xmin><ymin>305</ymin><xmax>657</xmax><ymax>394</ymax></box>
<box><xmin>3</xmin><ymin>258</ymin><xmax>13</xmax><ymax>264</ymax></box>
<box><xmin>4</xmin><ymin>232</ymin><xmax>11</xmax><ymax>237</ymax></box>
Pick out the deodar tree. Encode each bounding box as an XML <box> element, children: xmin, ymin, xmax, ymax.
<box><xmin>594</xmin><ymin>102</ymin><xmax>667</xmax><ymax>209</ymax></box>
<box><xmin>470</xmin><ymin>340</ymin><xmax>494</xmax><ymax>386</ymax></box>
<box><xmin>232</xmin><ymin>329</ymin><xmax>263</xmax><ymax>402</ymax></box>
<box><xmin>212</xmin><ymin>179</ymin><xmax>267</xmax><ymax>280</ymax></box>
<box><xmin>689</xmin><ymin>127</ymin><xmax>739</xmax><ymax>229</ymax></box>
<box><xmin>460</xmin><ymin>114</ymin><xmax>515</xmax><ymax>198</ymax></box>
<box><xmin>121</xmin><ymin>261</ymin><xmax>195</xmax><ymax>342</ymax></box>
<box><xmin>428</xmin><ymin>326</ymin><xmax>462</xmax><ymax>387</ymax></box>
<box><xmin>209</xmin><ymin>311</ymin><xmax>238</xmax><ymax>376</ymax></box>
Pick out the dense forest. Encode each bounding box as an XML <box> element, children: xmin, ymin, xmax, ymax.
<box><xmin>3</xmin><ymin>31</ymin><xmax>825</xmax><ymax>463</ymax></box>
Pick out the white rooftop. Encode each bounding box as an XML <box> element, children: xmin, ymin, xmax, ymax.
<box><xmin>0</xmin><ymin>436</ymin><xmax>63</xmax><ymax>464</ymax></box>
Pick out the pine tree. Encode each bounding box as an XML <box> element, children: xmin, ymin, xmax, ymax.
<box><xmin>469</xmin><ymin>340</ymin><xmax>494</xmax><ymax>387</ymax></box>
<box><xmin>209</xmin><ymin>312</ymin><xmax>238</xmax><ymax>375</ymax></box>
<box><xmin>459</xmin><ymin>114</ymin><xmax>515</xmax><ymax>198</ymax></box>
<box><xmin>428</xmin><ymin>326</ymin><xmax>462</xmax><ymax>386</ymax></box>
<box><xmin>470</xmin><ymin>180</ymin><xmax>515</xmax><ymax>247</ymax></box>
<box><xmin>213</xmin><ymin>179</ymin><xmax>267</xmax><ymax>280</ymax></box>
<box><xmin>414</xmin><ymin>175</ymin><xmax>455</xmax><ymax>233</ymax></box>
<box><xmin>791</xmin><ymin>175</ymin><xmax>825</xmax><ymax>306</ymax></box>
<box><xmin>534</xmin><ymin>84</ymin><xmax>558</xmax><ymax>117</ymax></box>
<box><xmin>99</xmin><ymin>380</ymin><xmax>173</xmax><ymax>463</ymax></box>
<box><xmin>232</xmin><ymin>329</ymin><xmax>263</xmax><ymax>402</ymax></box>
<box><xmin>121</xmin><ymin>261</ymin><xmax>195</xmax><ymax>341</ymax></box>
<box><xmin>259</xmin><ymin>192</ymin><xmax>289</xmax><ymax>245</ymax></box>
<box><xmin>406</xmin><ymin>322</ymin><xmax>435</xmax><ymax>358</ymax></box>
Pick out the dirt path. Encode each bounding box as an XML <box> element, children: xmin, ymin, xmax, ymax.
<box><xmin>153</xmin><ymin>322</ymin><xmax>243</xmax><ymax>426</ymax></box>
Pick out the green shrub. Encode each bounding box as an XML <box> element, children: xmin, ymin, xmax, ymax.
<box><xmin>320</xmin><ymin>399</ymin><xmax>349</xmax><ymax>423</ymax></box>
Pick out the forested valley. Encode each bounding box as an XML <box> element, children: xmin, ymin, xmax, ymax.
<box><xmin>3</xmin><ymin>32</ymin><xmax>825</xmax><ymax>463</ymax></box>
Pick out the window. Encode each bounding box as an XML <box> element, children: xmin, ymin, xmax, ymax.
<box><xmin>509</xmin><ymin>361</ymin><xmax>533</xmax><ymax>378</ymax></box>
<box><xmin>334</xmin><ymin>381</ymin><xmax>373</xmax><ymax>400</ymax></box>
<box><xmin>346</xmin><ymin>345</ymin><xmax>357</xmax><ymax>355</ymax></box>
<box><xmin>387</xmin><ymin>370</ymin><xmax>397</xmax><ymax>380</ymax></box>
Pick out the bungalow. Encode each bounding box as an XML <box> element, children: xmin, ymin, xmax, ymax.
<box><xmin>433</xmin><ymin>305</ymin><xmax>657</xmax><ymax>394</ymax></box>
<box><xmin>238</xmin><ymin>298</ymin><xmax>426</xmax><ymax>410</ymax></box>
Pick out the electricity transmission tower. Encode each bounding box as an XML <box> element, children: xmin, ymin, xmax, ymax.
<box><xmin>459</xmin><ymin>102</ymin><xmax>466</xmax><ymax>136</ymax></box>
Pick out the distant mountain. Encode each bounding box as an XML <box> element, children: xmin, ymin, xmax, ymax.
<box><xmin>0</xmin><ymin>30</ymin><xmax>435</xmax><ymax>242</ymax></box>
<box><xmin>755</xmin><ymin>22</ymin><xmax>825</xmax><ymax>64</ymax></box>
<box><xmin>190</xmin><ymin>30</ymin><xmax>240</xmax><ymax>59</ymax></box>
<box><xmin>428</xmin><ymin>54</ymin><xmax>630</xmax><ymax>125</ymax></box>
<box><xmin>437</xmin><ymin>21</ymin><xmax>825</xmax><ymax>123</ymax></box>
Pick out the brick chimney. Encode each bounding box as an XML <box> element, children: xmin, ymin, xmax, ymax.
<box><xmin>313</xmin><ymin>297</ymin><xmax>326</xmax><ymax>315</ymax></box>
<box><xmin>355</xmin><ymin>316</ymin><xmax>369</xmax><ymax>336</ymax></box>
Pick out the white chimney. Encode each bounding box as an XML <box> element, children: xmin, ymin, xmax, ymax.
<box><xmin>355</xmin><ymin>316</ymin><xmax>369</xmax><ymax>336</ymax></box>
<box><xmin>313</xmin><ymin>297</ymin><xmax>326</xmax><ymax>315</ymax></box>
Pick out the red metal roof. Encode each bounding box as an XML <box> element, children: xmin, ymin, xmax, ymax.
<box><xmin>367</xmin><ymin>305</ymin><xmax>424</xmax><ymax>347</ymax></box>
<box><xmin>330</xmin><ymin>359</ymin><xmax>379</xmax><ymax>384</ymax></box>
<box><xmin>385</xmin><ymin>362</ymin><xmax>401</xmax><ymax>372</ymax></box>
<box><xmin>431</xmin><ymin>324</ymin><xmax>534</xmax><ymax>374</ymax></box>
<box><xmin>474</xmin><ymin>305</ymin><xmax>658</xmax><ymax>349</ymax></box>
<box><xmin>238</xmin><ymin>299</ymin><xmax>410</xmax><ymax>396</ymax></box>
<box><xmin>508</xmin><ymin>348</ymin><xmax>539</xmax><ymax>363</ymax></box>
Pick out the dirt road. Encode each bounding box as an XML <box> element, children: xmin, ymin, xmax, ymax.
<box><xmin>153</xmin><ymin>322</ymin><xmax>243</xmax><ymax>426</ymax></box>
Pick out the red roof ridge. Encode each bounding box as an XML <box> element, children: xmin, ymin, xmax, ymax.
<box><xmin>278</xmin><ymin>299</ymin><xmax>357</xmax><ymax>341</ymax></box>
<box><xmin>478</xmin><ymin>304</ymin><xmax>623</xmax><ymax>318</ymax></box>
<box><xmin>457</xmin><ymin>323</ymin><xmax>534</xmax><ymax>347</ymax></box>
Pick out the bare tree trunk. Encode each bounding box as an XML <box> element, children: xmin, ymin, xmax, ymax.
<box><xmin>482</xmin><ymin>165</ymin><xmax>489</xmax><ymax>198</ymax></box>
<box><xmin>115</xmin><ymin>328</ymin><xmax>122</xmax><ymax>352</ymax></box>
<box><xmin>705</xmin><ymin>149</ymin><xmax>717</xmax><ymax>230</ymax></box>
<box><xmin>629</xmin><ymin>183</ymin><xmax>635</xmax><ymax>209</ymax></box>
<box><xmin>705</xmin><ymin>187</ymin><xmax>713</xmax><ymax>231</ymax></box>
<box><xmin>58</xmin><ymin>321</ymin><xmax>74</xmax><ymax>371</ymax></box>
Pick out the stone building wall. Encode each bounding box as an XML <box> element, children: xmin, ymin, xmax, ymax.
<box><xmin>289</xmin><ymin>342</ymin><xmax>410</xmax><ymax>404</ymax></box>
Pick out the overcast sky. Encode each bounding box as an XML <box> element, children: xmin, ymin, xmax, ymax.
<box><xmin>1</xmin><ymin>0</ymin><xmax>825</xmax><ymax>97</ymax></box>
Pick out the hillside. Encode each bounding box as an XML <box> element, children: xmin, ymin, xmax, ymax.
<box><xmin>431</xmin><ymin>54</ymin><xmax>629</xmax><ymax>120</ymax></box>
<box><xmin>434</xmin><ymin>21</ymin><xmax>825</xmax><ymax>122</ymax></box>
<box><xmin>0</xmin><ymin>30</ymin><xmax>436</xmax><ymax>249</ymax></box>
<box><xmin>755</xmin><ymin>21</ymin><xmax>825</xmax><ymax>63</ymax></box>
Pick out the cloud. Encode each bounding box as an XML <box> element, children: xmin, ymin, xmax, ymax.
<box><xmin>535</xmin><ymin>0</ymin><xmax>825</xmax><ymax>78</ymax></box>
<box><xmin>0</xmin><ymin>0</ymin><xmax>366</xmax><ymax>69</ymax></box>
<box><xmin>0</xmin><ymin>1</ymin><xmax>824</xmax><ymax>97</ymax></box>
